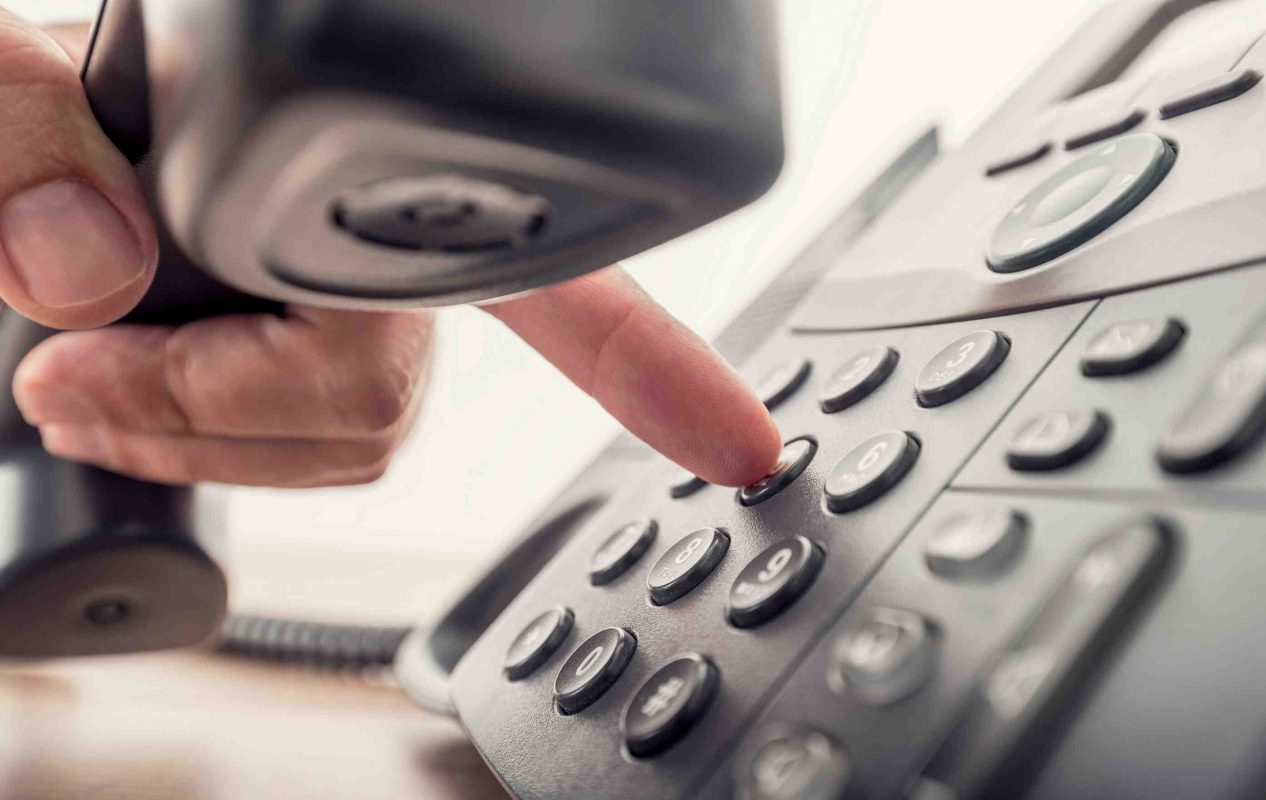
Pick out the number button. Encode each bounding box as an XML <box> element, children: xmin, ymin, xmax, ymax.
<box><xmin>504</xmin><ymin>607</ymin><xmax>574</xmax><ymax>681</ymax></box>
<box><xmin>553</xmin><ymin>627</ymin><xmax>637</xmax><ymax>714</ymax></box>
<box><xmin>824</xmin><ymin>431</ymin><xmax>920</xmax><ymax>513</ymax></box>
<box><xmin>647</xmin><ymin>528</ymin><xmax>729</xmax><ymax>605</ymax></box>
<box><xmin>669</xmin><ymin>465</ymin><xmax>708</xmax><ymax>499</ymax></box>
<box><xmin>738</xmin><ymin>438</ymin><xmax>817</xmax><ymax>507</ymax></box>
<box><xmin>589</xmin><ymin>519</ymin><xmax>657</xmax><ymax>586</ymax></box>
<box><xmin>1006</xmin><ymin>409</ymin><xmax>1109</xmax><ymax>471</ymax></box>
<box><xmin>756</xmin><ymin>359</ymin><xmax>812</xmax><ymax>411</ymax></box>
<box><xmin>738</xmin><ymin>725</ymin><xmax>850</xmax><ymax>800</ymax></box>
<box><xmin>727</xmin><ymin>537</ymin><xmax>824</xmax><ymax>628</ymax></box>
<box><xmin>1081</xmin><ymin>317</ymin><xmax>1185</xmax><ymax>376</ymax></box>
<box><xmin>819</xmin><ymin>345</ymin><xmax>898</xmax><ymax>413</ymax></box>
<box><xmin>915</xmin><ymin>330</ymin><xmax>1010</xmax><ymax>407</ymax></box>
<box><xmin>621</xmin><ymin>653</ymin><xmax>718</xmax><ymax>757</ymax></box>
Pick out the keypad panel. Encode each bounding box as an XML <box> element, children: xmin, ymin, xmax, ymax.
<box><xmin>958</xmin><ymin>265</ymin><xmax>1266</xmax><ymax>496</ymax></box>
<box><xmin>447</xmin><ymin>302</ymin><xmax>1092</xmax><ymax>800</ymax></box>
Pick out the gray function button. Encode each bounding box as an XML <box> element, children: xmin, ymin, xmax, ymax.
<box><xmin>589</xmin><ymin>519</ymin><xmax>657</xmax><ymax>586</ymax></box>
<box><xmin>984</xmin><ymin>141</ymin><xmax>1052</xmax><ymax>177</ymax></box>
<box><xmin>504</xmin><ymin>607</ymin><xmax>574</xmax><ymax>681</ymax></box>
<box><xmin>819</xmin><ymin>345</ymin><xmax>898</xmax><ymax>413</ymax></box>
<box><xmin>915</xmin><ymin>330</ymin><xmax>1010</xmax><ymax>407</ymax></box>
<box><xmin>1158</xmin><ymin>330</ymin><xmax>1266</xmax><ymax>473</ymax></box>
<box><xmin>553</xmin><ymin>627</ymin><xmax>636</xmax><ymax>715</ymax></box>
<box><xmin>829</xmin><ymin>608</ymin><xmax>935</xmax><ymax>705</ymax></box>
<box><xmin>1006</xmin><ymin>409</ymin><xmax>1110</xmax><ymax>471</ymax></box>
<box><xmin>647</xmin><ymin>528</ymin><xmax>729</xmax><ymax>605</ymax></box>
<box><xmin>669</xmin><ymin>466</ymin><xmax>707</xmax><ymax>499</ymax></box>
<box><xmin>924</xmin><ymin>507</ymin><xmax>1027</xmax><ymax>578</ymax></box>
<box><xmin>1064</xmin><ymin>108</ymin><xmax>1145</xmax><ymax>150</ymax></box>
<box><xmin>738</xmin><ymin>438</ymin><xmax>817</xmax><ymax>507</ymax></box>
<box><xmin>825</xmin><ymin>431</ymin><xmax>920</xmax><ymax>513</ymax></box>
<box><xmin>1080</xmin><ymin>317</ymin><xmax>1185</xmax><ymax>376</ymax></box>
<box><xmin>1159</xmin><ymin>68</ymin><xmax>1262</xmax><ymax>119</ymax></box>
<box><xmin>919</xmin><ymin>518</ymin><xmax>1171</xmax><ymax>797</ymax></box>
<box><xmin>757</xmin><ymin>359</ymin><xmax>812</xmax><ymax>411</ymax></box>
<box><xmin>621</xmin><ymin>653</ymin><xmax>718</xmax><ymax>758</ymax></box>
<box><xmin>987</xmin><ymin>133</ymin><xmax>1175</xmax><ymax>273</ymax></box>
<box><xmin>727</xmin><ymin>537</ymin><xmax>824</xmax><ymax>628</ymax></box>
<box><xmin>739</xmin><ymin>726</ymin><xmax>851</xmax><ymax>800</ymax></box>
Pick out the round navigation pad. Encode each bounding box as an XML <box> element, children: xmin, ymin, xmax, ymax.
<box><xmin>987</xmin><ymin>132</ymin><xmax>1175</xmax><ymax>273</ymax></box>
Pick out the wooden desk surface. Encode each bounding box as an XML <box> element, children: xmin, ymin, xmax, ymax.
<box><xmin>0</xmin><ymin>649</ymin><xmax>509</xmax><ymax>800</ymax></box>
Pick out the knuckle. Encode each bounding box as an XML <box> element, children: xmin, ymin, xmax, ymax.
<box><xmin>341</xmin><ymin>362</ymin><xmax>414</xmax><ymax>433</ymax></box>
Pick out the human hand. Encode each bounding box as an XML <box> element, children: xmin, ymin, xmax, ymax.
<box><xmin>2</xmin><ymin>14</ymin><xmax>781</xmax><ymax>488</ymax></box>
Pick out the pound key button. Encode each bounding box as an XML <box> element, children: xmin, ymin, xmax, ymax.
<box><xmin>621</xmin><ymin>653</ymin><xmax>718</xmax><ymax>758</ymax></box>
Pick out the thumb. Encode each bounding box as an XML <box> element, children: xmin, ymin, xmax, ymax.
<box><xmin>0</xmin><ymin>11</ymin><xmax>155</xmax><ymax>329</ymax></box>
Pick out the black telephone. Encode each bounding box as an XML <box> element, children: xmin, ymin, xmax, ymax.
<box><xmin>0</xmin><ymin>0</ymin><xmax>781</xmax><ymax>656</ymax></box>
<box><xmin>390</xmin><ymin>1</ymin><xmax>1266</xmax><ymax>799</ymax></box>
<box><xmin>5</xmin><ymin>1</ymin><xmax>1266</xmax><ymax>799</ymax></box>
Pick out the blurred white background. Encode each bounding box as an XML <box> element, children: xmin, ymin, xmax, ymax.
<box><xmin>19</xmin><ymin>0</ymin><xmax>1106</xmax><ymax>619</ymax></box>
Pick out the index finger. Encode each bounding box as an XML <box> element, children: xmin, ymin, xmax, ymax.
<box><xmin>482</xmin><ymin>267</ymin><xmax>781</xmax><ymax>487</ymax></box>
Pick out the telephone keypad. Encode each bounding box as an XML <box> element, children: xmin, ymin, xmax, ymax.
<box><xmin>914</xmin><ymin>330</ymin><xmax>1009</xmax><ymax>407</ymax></box>
<box><xmin>621</xmin><ymin>653</ymin><xmax>718</xmax><ymax>758</ymax></box>
<box><xmin>504</xmin><ymin>607</ymin><xmax>574</xmax><ymax>681</ymax></box>
<box><xmin>1005</xmin><ymin>408</ymin><xmax>1110</xmax><ymax>471</ymax></box>
<box><xmin>554</xmin><ymin>627</ymin><xmax>637</xmax><ymax>715</ymax></box>
<box><xmin>590</xmin><ymin>519</ymin><xmax>658</xmax><ymax>586</ymax></box>
<box><xmin>727</xmin><ymin>537</ymin><xmax>824</xmax><ymax>629</ymax></box>
<box><xmin>647</xmin><ymin>528</ymin><xmax>729</xmax><ymax>605</ymax></box>
<box><xmin>738</xmin><ymin>438</ymin><xmax>816</xmax><ymax>507</ymax></box>
<box><xmin>1080</xmin><ymin>316</ymin><xmax>1185</xmax><ymax>376</ymax></box>
<box><xmin>824</xmin><ymin>430</ymin><xmax>920</xmax><ymax>512</ymax></box>
<box><xmin>818</xmin><ymin>345</ymin><xmax>898</xmax><ymax>413</ymax></box>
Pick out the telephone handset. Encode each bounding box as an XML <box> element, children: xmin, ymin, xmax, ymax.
<box><xmin>0</xmin><ymin>0</ymin><xmax>783</xmax><ymax>657</ymax></box>
<box><xmin>393</xmin><ymin>1</ymin><xmax>1266</xmax><ymax>798</ymax></box>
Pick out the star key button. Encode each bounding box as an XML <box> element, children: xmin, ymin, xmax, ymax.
<box><xmin>621</xmin><ymin>653</ymin><xmax>718</xmax><ymax>757</ymax></box>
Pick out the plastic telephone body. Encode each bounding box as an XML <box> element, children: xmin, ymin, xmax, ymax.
<box><xmin>0</xmin><ymin>0</ymin><xmax>784</xmax><ymax>657</ymax></box>
<box><xmin>402</xmin><ymin>1</ymin><xmax>1266</xmax><ymax>798</ymax></box>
